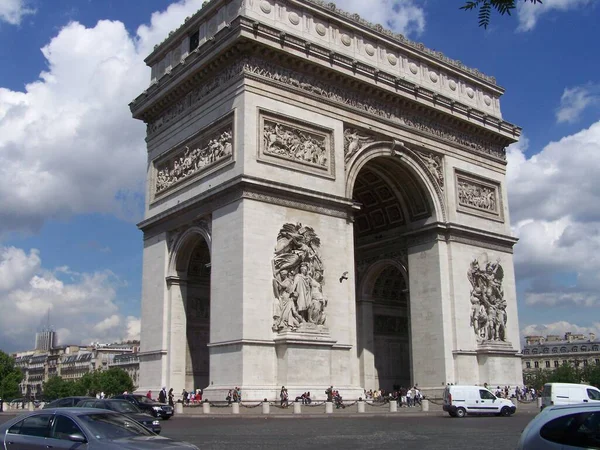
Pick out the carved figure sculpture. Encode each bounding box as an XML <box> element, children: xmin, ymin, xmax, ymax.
<box><xmin>155</xmin><ymin>128</ymin><xmax>233</xmax><ymax>194</ymax></box>
<box><xmin>467</xmin><ymin>257</ymin><xmax>507</xmax><ymax>343</ymax></box>
<box><xmin>263</xmin><ymin>121</ymin><xmax>328</xmax><ymax>167</ymax></box>
<box><xmin>458</xmin><ymin>179</ymin><xmax>497</xmax><ymax>212</ymax></box>
<box><xmin>271</xmin><ymin>223</ymin><xmax>327</xmax><ymax>332</ymax></box>
<box><xmin>344</xmin><ymin>128</ymin><xmax>375</xmax><ymax>162</ymax></box>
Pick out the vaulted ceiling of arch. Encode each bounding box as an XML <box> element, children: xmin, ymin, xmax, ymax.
<box><xmin>188</xmin><ymin>240</ymin><xmax>210</xmax><ymax>279</ymax></box>
<box><xmin>372</xmin><ymin>265</ymin><xmax>408</xmax><ymax>307</ymax></box>
<box><xmin>353</xmin><ymin>159</ymin><xmax>431</xmax><ymax>239</ymax></box>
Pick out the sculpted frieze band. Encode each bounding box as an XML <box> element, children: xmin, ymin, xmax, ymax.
<box><xmin>457</xmin><ymin>176</ymin><xmax>498</xmax><ymax>214</ymax></box>
<box><xmin>468</xmin><ymin>256</ymin><xmax>508</xmax><ymax>344</ymax></box>
<box><xmin>147</xmin><ymin>56</ymin><xmax>506</xmax><ymax>160</ymax></box>
<box><xmin>263</xmin><ymin>119</ymin><xmax>328</xmax><ymax>168</ymax></box>
<box><xmin>154</xmin><ymin>123</ymin><xmax>233</xmax><ymax>195</ymax></box>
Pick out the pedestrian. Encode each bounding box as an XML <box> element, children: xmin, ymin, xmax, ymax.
<box><xmin>146</xmin><ymin>390</ymin><xmax>152</xmax><ymax>400</ymax></box>
<box><xmin>226</xmin><ymin>389</ymin><xmax>233</xmax><ymax>405</ymax></box>
<box><xmin>158</xmin><ymin>387</ymin><xmax>167</xmax><ymax>404</ymax></box>
<box><xmin>168</xmin><ymin>388</ymin><xmax>174</xmax><ymax>407</ymax></box>
<box><xmin>280</xmin><ymin>386</ymin><xmax>289</xmax><ymax>407</ymax></box>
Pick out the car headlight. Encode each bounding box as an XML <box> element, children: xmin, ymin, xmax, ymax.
<box><xmin>152</xmin><ymin>406</ymin><xmax>162</xmax><ymax>411</ymax></box>
<box><xmin>152</xmin><ymin>420</ymin><xmax>159</xmax><ymax>425</ymax></box>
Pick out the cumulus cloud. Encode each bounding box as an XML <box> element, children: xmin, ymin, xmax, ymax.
<box><xmin>0</xmin><ymin>0</ymin><xmax>35</xmax><ymax>25</ymax></box>
<box><xmin>556</xmin><ymin>83</ymin><xmax>600</xmax><ymax>124</ymax></box>
<box><xmin>333</xmin><ymin>0</ymin><xmax>425</xmax><ymax>36</ymax></box>
<box><xmin>508</xmin><ymin>121</ymin><xmax>600</xmax><ymax>307</ymax></box>
<box><xmin>0</xmin><ymin>0</ymin><xmax>206</xmax><ymax>237</ymax></box>
<box><xmin>0</xmin><ymin>246</ymin><xmax>139</xmax><ymax>352</ymax></box>
<box><xmin>522</xmin><ymin>321</ymin><xmax>600</xmax><ymax>339</ymax></box>
<box><xmin>517</xmin><ymin>0</ymin><xmax>592</xmax><ymax>32</ymax></box>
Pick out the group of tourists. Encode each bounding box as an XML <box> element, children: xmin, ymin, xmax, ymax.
<box><xmin>226</xmin><ymin>387</ymin><xmax>242</xmax><ymax>404</ymax></box>
<box><xmin>146</xmin><ymin>387</ymin><xmax>175</xmax><ymax>406</ymax></box>
<box><xmin>181</xmin><ymin>389</ymin><xmax>203</xmax><ymax>405</ymax></box>
<box><xmin>486</xmin><ymin>384</ymin><xmax>538</xmax><ymax>400</ymax></box>
<box><xmin>364</xmin><ymin>386</ymin><xmax>422</xmax><ymax>407</ymax></box>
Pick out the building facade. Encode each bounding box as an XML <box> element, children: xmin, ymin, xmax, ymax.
<box><xmin>131</xmin><ymin>0</ymin><xmax>523</xmax><ymax>400</ymax></box>
<box><xmin>522</xmin><ymin>333</ymin><xmax>600</xmax><ymax>373</ymax></box>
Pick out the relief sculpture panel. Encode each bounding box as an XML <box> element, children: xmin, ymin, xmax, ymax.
<box><xmin>455</xmin><ymin>171</ymin><xmax>502</xmax><ymax>221</ymax></box>
<box><xmin>154</xmin><ymin>118</ymin><xmax>233</xmax><ymax>197</ymax></box>
<box><xmin>271</xmin><ymin>223</ymin><xmax>328</xmax><ymax>333</ymax></box>
<box><xmin>259</xmin><ymin>111</ymin><xmax>334</xmax><ymax>178</ymax></box>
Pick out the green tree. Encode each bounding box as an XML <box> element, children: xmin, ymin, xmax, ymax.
<box><xmin>461</xmin><ymin>0</ymin><xmax>543</xmax><ymax>28</ymax></box>
<box><xmin>98</xmin><ymin>368</ymin><xmax>134</xmax><ymax>397</ymax></box>
<box><xmin>43</xmin><ymin>376</ymin><xmax>74</xmax><ymax>401</ymax></box>
<box><xmin>0</xmin><ymin>350</ymin><xmax>23</xmax><ymax>400</ymax></box>
<box><xmin>582</xmin><ymin>363</ymin><xmax>600</xmax><ymax>389</ymax></box>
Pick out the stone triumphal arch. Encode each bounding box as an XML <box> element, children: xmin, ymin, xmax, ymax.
<box><xmin>131</xmin><ymin>0</ymin><xmax>523</xmax><ymax>400</ymax></box>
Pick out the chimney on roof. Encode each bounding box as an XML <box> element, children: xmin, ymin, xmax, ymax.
<box><xmin>590</xmin><ymin>333</ymin><xmax>596</xmax><ymax>342</ymax></box>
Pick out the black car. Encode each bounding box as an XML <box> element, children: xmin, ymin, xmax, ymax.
<box><xmin>43</xmin><ymin>396</ymin><xmax>94</xmax><ymax>408</ymax></box>
<box><xmin>76</xmin><ymin>399</ymin><xmax>161</xmax><ymax>434</ymax></box>
<box><xmin>113</xmin><ymin>394</ymin><xmax>174</xmax><ymax>419</ymax></box>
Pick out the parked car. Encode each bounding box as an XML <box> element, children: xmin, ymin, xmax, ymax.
<box><xmin>0</xmin><ymin>408</ymin><xmax>198</xmax><ymax>449</ymax></box>
<box><xmin>541</xmin><ymin>383</ymin><xmax>600</xmax><ymax>410</ymax></box>
<box><xmin>518</xmin><ymin>403</ymin><xmax>600</xmax><ymax>449</ymax></box>
<box><xmin>76</xmin><ymin>398</ymin><xmax>162</xmax><ymax>434</ymax></box>
<box><xmin>43</xmin><ymin>396</ymin><xmax>94</xmax><ymax>408</ymax></box>
<box><xmin>113</xmin><ymin>394</ymin><xmax>174</xmax><ymax>419</ymax></box>
<box><xmin>442</xmin><ymin>385</ymin><xmax>516</xmax><ymax>417</ymax></box>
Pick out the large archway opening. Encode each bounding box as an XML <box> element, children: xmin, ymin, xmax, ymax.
<box><xmin>183</xmin><ymin>238</ymin><xmax>211</xmax><ymax>391</ymax></box>
<box><xmin>352</xmin><ymin>154</ymin><xmax>435</xmax><ymax>391</ymax></box>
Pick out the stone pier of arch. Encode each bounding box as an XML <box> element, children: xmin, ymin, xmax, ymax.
<box><xmin>130</xmin><ymin>0</ymin><xmax>524</xmax><ymax>401</ymax></box>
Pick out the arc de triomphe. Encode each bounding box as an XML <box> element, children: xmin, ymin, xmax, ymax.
<box><xmin>130</xmin><ymin>0</ymin><xmax>523</xmax><ymax>400</ymax></box>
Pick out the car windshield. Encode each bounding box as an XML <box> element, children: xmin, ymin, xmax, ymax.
<box><xmin>135</xmin><ymin>396</ymin><xmax>158</xmax><ymax>405</ymax></box>
<box><xmin>79</xmin><ymin>413</ymin><xmax>153</xmax><ymax>440</ymax></box>
<box><xmin>109</xmin><ymin>401</ymin><xmax>140</xmax><ymax>413</ymax></box>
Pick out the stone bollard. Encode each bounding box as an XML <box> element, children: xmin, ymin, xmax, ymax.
<box><xmin>262</xmin><ymin>402</ymin><xmax>270</xmax><ymax>415</ymax></box>
<box><xmin>325</xmin><ymin>401</ymin><xmax>333</xmax><ymax>414</ymax></box>
<box><xmin>357</xmin><ymin>400</ymin><xmax>365</xmax><ymax>413</ymax></box>
<box><xmin>202</xmin><ymin>402</ymin><xmax>211</xmax><ymax>414</ymax></box>
<box><xmin>232</xmin><ymin>403</ymin><xmax>240</xmax><ymax>414</ymax></box>
<box><xmin>421</xmin><ymin>399</ymin><xmax>429</xmax><ymax>412</ymax></box>
<box><xmin>28</xmin><ymin>402</ymin><xmax>34</xmax><ymax>411</ymax></box>
<box><xmin>389</xmin><ymin>401</ymin><xmax>397</xmax><ymax>413</ymax></box>
<box><xmin>293</xmin><ymin>402</ymin><xmax>301</xmax><ymax>414</ymax></box>
<box><xmin>537</xmin><ymin>397</ymin><xmax>542</xmax><ymax>409</ymax></box>
<box><xmin>175</xmin><ymin>402</ymin><xmax>183</xmax><ymax>414</ymax></box>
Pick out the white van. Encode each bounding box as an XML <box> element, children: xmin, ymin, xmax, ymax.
<box><xmin>442</xmin><ymin>385</ymin><xmax>516</xmax><ymax>418</ymax></box>
<box><xmin>541</xmin><ymin>383</ymin><xmax>600</xmax><ymax>409</ymax></box>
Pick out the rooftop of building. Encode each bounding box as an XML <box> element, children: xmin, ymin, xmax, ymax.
<box><xmin>524</xmin><ymin>332</ymin><xmax>598</xmax><ymax>347</ymax></box>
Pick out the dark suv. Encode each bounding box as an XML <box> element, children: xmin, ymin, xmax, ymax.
<box><xmin>113</xmin><ymin>394</ymin><xmax>174</xmax><ymax>419</ymax></box>
<box><xmin>76</xmin><ymin>398</ymin><xmax>162</xmax><ymax>434</ymax></box>
<box><xmin>43</xmin><ymin>396</ymin><xmax>94</xmax><ymax>408</ymax></box>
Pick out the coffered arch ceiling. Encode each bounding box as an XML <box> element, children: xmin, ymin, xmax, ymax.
<box><xmin>352</xmin><ymin>156</ymin><xmax>432</xmax><ymax>240</ymax></box>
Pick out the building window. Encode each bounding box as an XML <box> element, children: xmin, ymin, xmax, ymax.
<box><xmin>545</xmin><ymin>361</ymin><xmax>551</xmax><ymax>368</ymax></box>
<box><xmin>534</xmin><ymin>361</ymin><xmax>539</xmax><ymax>368</ymax></box>
<box><xmin>189</xmin><ymin>31</ymin><xmax>199</xmax><ymax>52</ymax></box>
<box><xmin>552</xmin><ymin>347</ymin><xmax>558</xmax><ymax>353</ymax></box>
<box><xmin>526</xmin><ymin>362</ymin><xmax>531</xmax><ymax>369</ymax></box>
<box><xmin>572</xmin><ymin>346</ymin><xmax>578</xmax><ymax>352</ymax></box>
<box><xmin>554</xmin><ymin>361</ymin><xmax>559</xmax><ymax>368</ymax></box>
<box><xmin>561</xmin><ymin>347</ymin><xmax>567</xmax><ymax>353</ymax></box>
<box><xmin>581</xmin><ymin>346</ymin><xmax>587</xmax><ymax>352</ymax></box>
<box><xmin>593</xmin><ymin>346</ymin><xmax>599</xmax><ymax>352</ymax></box>
<box><xmin>532</xmin><ymin>348</ymin><xmax>538</xmax><ymax>354</ymax></box>
<box><xmin>523</xmin><ymin>349</ymin><xmax>530</xmax><ymax>355</ymax></box>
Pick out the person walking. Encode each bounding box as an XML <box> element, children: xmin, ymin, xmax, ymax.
<box><xmin>158</xmin><ymin>387</ymin><xmax>167</xmax><ymax>404</ymax></box>
<box><xmin>168</xmin><ymin>388</ymin><xmax>174</xmax><ymax>407</ymax></box>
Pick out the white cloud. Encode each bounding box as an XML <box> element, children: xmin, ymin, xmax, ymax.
<box><xmin>0</xmin><ymin>0</ymin><xmax>206</xmax><ymax>237</ymax></box>
<box><xmin>332</xmin><ymin>0</ymin><xmax>425</xmax><ymax>36</ymax></box>
<box><xmin>0</xmin><ymin>0</ymin><xmax>35</xmax><ymax>25</ymax></box>
<box><xmin>517</xmin><ymin>0</ymin><xmax>592</xmax><ymax>32</ymax></box>
<box><xmin>522</xmin><ymin>321</ymin><xmax>600</xmax><ymax>339</ymax></box>
<box><xmin>0</xmin><ymin>246</ymin><xmax>139</xmax><ymax>351</ymax></box>
<box><xmin>556</xmin><ymin>83</ymin><xmax>600</xmax><ymax>124</ymax></box>
<box><xmin>508</xmin><ymin>121</ymin><xmax>600</xmax><ymax>307</ymax></box>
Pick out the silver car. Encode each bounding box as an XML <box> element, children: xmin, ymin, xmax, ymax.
<box><xmin>0</xmin><ymin>408</ymin><xmax>199</xmax><ymax>449</ymax></box>
<box><xmin>518</xmin><ymin>403</ymin><xmax>600</xmax><ymax>449</ymax></box>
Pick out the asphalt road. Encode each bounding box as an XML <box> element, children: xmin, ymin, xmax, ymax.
<box><xmin>1</xmin><ymin>411</ymin><xmax>537</xmax><ymax>450</ymax></box>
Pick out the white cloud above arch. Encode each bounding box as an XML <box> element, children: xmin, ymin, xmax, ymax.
<box><xmin>517</xmin><ymin>0</ymin><xmax>593</xmax><ymax>32</ymax></box>
<box><xmin>0</xmin><ymin>0</ymin><xmax>35</xmax><ymax>25</ymax></box>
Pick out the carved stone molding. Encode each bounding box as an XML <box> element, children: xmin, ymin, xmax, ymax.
<box><xmin>258</xmin><ymin>110</ymin><xmax>335</xmax><ymax>179</ymax></box>
<box><xmin>455</xmin><ymin>170</ymin><xmax>503</xmax><ymax>222</ymax></box>
<box><xmin>153</xmin><ymin>114</ymin><xmax>234</xmax><ymax>198</ymax></box>
<box><xmin>344</xmin><ymin>126</ymin><xmax>376</xmax><ymax>164</ymax></box>
<box><xmin>413</xmin><ymin>150</ymin><xmax>444</xmax><ymax>191</ymax></box>
<box><xmin>468</xmin><ymin>254</ymin><xmax>511</xmax><ymax>347</ymax></box>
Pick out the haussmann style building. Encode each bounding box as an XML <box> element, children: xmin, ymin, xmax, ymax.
<box><xmin>130</xmin><ymin>0</ymin><xmax>524</xmax><ymax>400</ymax></box>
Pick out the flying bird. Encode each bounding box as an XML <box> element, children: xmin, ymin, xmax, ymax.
<box><xmin>339</xmin><ymin>271</ymin><xmax>349</xmax><ymax>283</ymax></box>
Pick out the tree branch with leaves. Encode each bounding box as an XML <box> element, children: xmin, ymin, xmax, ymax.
<box><xmin>461</xmin><ymin>0</ymin><xmax>543</xmax><ymax>28</ymax></box>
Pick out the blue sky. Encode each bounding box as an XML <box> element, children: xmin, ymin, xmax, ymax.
<box><xmin>0</xmin><ymin>0</ymin><xmax>599</xmax><ymax>352</ymax></box>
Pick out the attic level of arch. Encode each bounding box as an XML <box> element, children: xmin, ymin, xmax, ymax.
<box><xmin>130</xmin><ymin>17</ymin><xmax>519</xmax><ymax>156</ymax></box>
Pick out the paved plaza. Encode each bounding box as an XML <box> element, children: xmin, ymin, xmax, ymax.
<box><xmin>0</xmin><ymin>401</ymin><xmax>539</xmax><ymax>449</ymax></box>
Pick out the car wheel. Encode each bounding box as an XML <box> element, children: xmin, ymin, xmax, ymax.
<box><xmin>455</xmin><ymin>407</ymin><xmax>466</xmax><ymax>418</ymax></box>
<box><xmin>501</xmin><ymin>406</ymin><xmax>511</xmax><ymax>417</ymax></box>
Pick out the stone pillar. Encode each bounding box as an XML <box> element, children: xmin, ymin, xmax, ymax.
<box><xmin>325</xmin><ymin>401</ymin><xmax>333</xmax><ymax>414</ymax></box>
<box><xmin>389</xmin><ymin>401</ymin><xmax>397</xmax><ymax>413</ymax></box>
<box><xmin>357</xmin><ymin>400</ymin><xmax>365</xmax><ymax>413</ymax></box>
<box><xmin>421</xmin><ymin>399</ymin><xmax>429</xmax><ymax>412</ymax></box>
<box><xmin>356</xmin><ymin>298</ymin><xmax>375</xmax><ymax>389</ymax></box>
<box><xmin>166</xmin><ymin>277</ymin><xmax>188</xmax><ymax>393</ymax></box>
<box><xmin>293</xmin><ymin>402</ymin><xmax>301</xmax><ymax>414</ymax></box>
<box><xmin>262</xmin><ymin>402</ymin><xmax>270</xmax><ymax>414</ymax></box>
<box><xmin>232</xmin><ymin>403</ymin><xmax>240</xmax><ymax>414</ymax></box>
<box><xmin>202</xmin><ymin>402</ymin><xmax>210</xmax><ymax>414</ymax></box>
